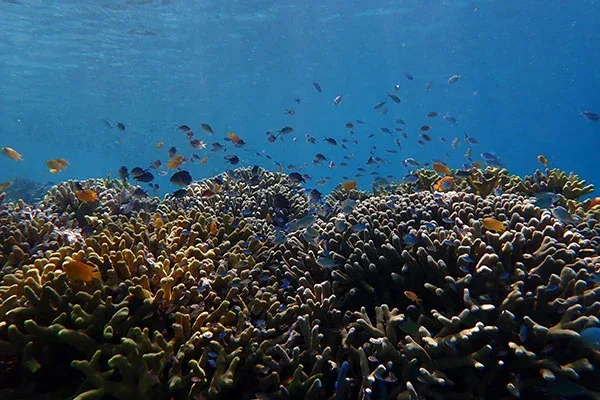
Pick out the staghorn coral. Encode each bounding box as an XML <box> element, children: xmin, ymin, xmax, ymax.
<box><xmin>1</xmin><ymin>166</ymin><xmax>600</xmax><ymax>400</ymax></box>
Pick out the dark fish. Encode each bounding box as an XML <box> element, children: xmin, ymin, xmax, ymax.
<box><xmin>170</xmin><ymin>170</ymin><xmax>192</xmax><ymax>187</ymax></box>
<box><xmin>309</xmin><ymin>189</ymin><xmax>322</xmax><ymax>201</ymax></box>
<box><xmin>289</xmin><ymin>172</ymin><xmax>305</xmax><ymax>183</ymax></box>
<box><xmin>135</xmin><ymin>171</ymin><xmax>154</xmax><ymax>183</ymax></box>
<box><xmin>425</xmin><ymin>80</ymin><xmax>433</xmax><ymax>92</ymax></box>
<box><xmin>582</xmin><ymin>111</ymin><xmax>599</xmax><ymax>121</ymax></box>
<box><xmin>356</xmin><ymin>120</ymin><xmax>365</xmax><ymax>124</ymax></box>
<box><xmin>178</xmin><ymin>125</ymin><xmax>192</xmax><ymax>133</ymax></box>
<box><xmin>313</xmin><ymin>81</ymin><xmax>322</xmax><ymax>93</ymax></box>
<box><xmin>131</xmin><ymin>167</ymin><xmax>146</xmax><ymax>178</ymax></box>
<box><xmin>200</xmin><ymin>123</ymin><xmax>214</xmax><ymax>134</ymax></box>
<box><xmin>443</xmin><ymin>114</ymin><xmax>458</xmax><ymax>124</ymax></box>
<box><xmin>420</xmin><ymin>125</ymin><xmax>431</xmax><ymax>132</ymax></box>
<box><xmin>333</xmin><ymin>95</ymin><xmax>343</xmax><ymax>106</ymax></box>
<box><xmin>272</xmin><ymin>194</ymin><xmax>290</xmax><ymax>209</ymax></box>
<box><xmin>190</xmin><ymin>139</ymin><xmax>205</xmax><ymax>149</ymax></box>
<box><xmin>172</xmin><ymin>189</ymin><xmax>188</xmax><ymax>198</ymax></box>
<box><xmin>380</xmin><ymin>127</ymin><xmax>392</xmax><ymax>134</ymax></box>
<box><xmin>211</xmin><ymin>142</ymin><xmax>224</xmax><ymax>152</ymax></box>
<box><xmin>323</xmin><ymin>137</ymin><xmax>337</xmax><ymax>145</ymax></box>
<box><xmin>277</xmin><ymin>126</ymin><xmax>293</xmax><ymax>135</ymax></box>
<box><xmin>131</xmin><ymin>187</ymin><xmax>147</xmax><ymax>198</ymax></box>
<box><xmin>394</xmin><ymin>118</ymin><xmax>405</xmax><ymax>125</ymax></box>
<box><xmin>373</xmin><ymin>101</ymin><xmax>386</xmax><ymax>110</ymax></box>
<box><xmin>224</xmin><ymin>155</ymin><xmax>240</xmax><ymax>165</ymax></box>
<box><xmin>404</xmin><ymin>73</ymin><xmax>414</xmax><ymax>80</ymax></box>
<box><xmin>268</xmin><ymin>135</ymin><xmax>277</xmax><ymax>143</ymax></box>
<box><xmin>426</xmin><ymin>111</ymin><xmax>439</xmax><ymax>118</ymax></box>
<box><xmin>118</xmin><ymin>166</ymin><xmax>129</xmax><ymax>181</ymax></box>
<box><xmin>448</xmin><ymin>74</ymin><xmax>462</xmax><ymax>84</ymax></box>
<box><xmin>116</xmin><ymin>122</ymin><xmax>125</xmax><ymax>131</ymax></box>
<box><xmin>345</xmin><ymin>122</ymin><xmax>354</xmax><ymax>129</ymax></box>
<box><xmin>251</xmin><ymin>165</ymin><xmax>260</xmax><ymax>175</ymax></box>
<box><xmin>314</xmin><ymin>153</ymin><xmax>327</xmax><ymax>162</ymax></box>
<box><xmin>465</xmin><ymin>133</ymin><xmax>479</xmax><ymax>144</ymax></box>
<box><xmin>102</xmin><ymin>119</ymin><xmax>112</xmax><ymax>128</ymax></box>
<box><xmin>388</xmin><ymin>94</ymin><xmax>401</xmax><ymax>103</ymax></box>
<box><xmin>168</xmin><ymin>146</ymin><xmax>177</xmax><ymax>158</ymax></box>
<box><xmin>420</xmin><ymin>133</ymin><xmax>432</xmax><ymax>141</ymax></box>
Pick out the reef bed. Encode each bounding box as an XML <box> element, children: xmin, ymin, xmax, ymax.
<box><xmin>1</xmin><ymin>166</ymin><xmax>600</xmax><ymax>400</ymax></box>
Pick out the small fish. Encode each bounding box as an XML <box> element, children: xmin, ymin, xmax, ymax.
<box><xmin>482</xmin><ymin>217</ymin><xmax>507</xmax><ymax>233</ymax></box>
<box><xmin>403</xmin><ymin>158</ymin><xmax>420</xmax><ymax>167</ymax></box>
<box><xmin>224</xmin><ymin>155</ymin><xmax>240</xmax><ymax>165</ymax></box>
<box><xmin>190</xmin><ymin>139</ymin><xmax>207</xmax><ymax>149</ymax></box>
<box><xmin>443</xmin><ymin>114</ymin><xmax>458</xmax><ymax>124</ymax></box>
<box><xmin>373</xmin><ymin>101</ymin><xmax>386</xmax><ymax>109</ymax></box>
<box><xmin>341</xmin><ymin>180</ymin><xmax>358</xmax><ymax>191</ymax></box>
<box><xmin>171</xmin><ymin>189</ymin><xmax>187</xmax><ymax>198</ymax></box>
<box><xmin>178</xmin><ymin>124</ymin><xmax>192</xmax><ymax>133</ymax></box>
<box><xmin>46</xmin><ymin>158</ymin><xmax>69</xmax><ymax>174</ymax></box>
<box><xmin>62</xmin><ymin>260</ymin><xmax>101</xmax><ymax>282</ymax></box>
<box><xmin>425</xmin><ymin>80</ymin><xmax>433</xmax><ymax>92</ymax></box>
<box><xmin>0</xmin><ymin>181</ymin><xmax>12</xmax><ymax>191</ymax></box>
<box><xmin>323</xmin><ymin>137</ymin><xmax>337</xmax><ymax>146</ymax></box>
<box><xmin>118</xmin><ymin>166</ymin><xmax>129</xmax><ymax>181</ymax></box>
<box><xmin>465</xmin><ymin>133</ymin><xmax>479</xmax><ymax>144</ymax></box>
<box><xmin>394</xmin><ymin>118</ymin><xmax>406</xmax><ymax>125</ymax></box>
<box><xmin>448</xmin><ymin>74</ymin><xmax>462</xmax><ymax>84</ymax></box>
<box><xmin>387</xmin><ymin>94</ymin><xmax>401</xmax><ymax>103</ymax></box>
<box><xmin>288</xmin><ymin>172</ymin><xmax>305</xmax><ymax>183</ymax></box>
<box><xmin>333</xmin><ymin>95</ymin><xmax>343</xmax><ymax>106</ymax></box>
<box><xmin>312</xmin><ymin>81</ymin><xmax>322</xmax><ymax>93</ymax></box>
<box><xmin>426</xmin><ymin>111</ymin><xmax>439</xmax><ymax>118</ymax></box>
<box><xmin>209</xmin><ymin>221</ymin><xmax>218</xmax><ymax>235</ymax></box>
<box><xmin>132</xmin><ymin>187</ymin><xmax>147</xmax><ymax>198</ymax></box>
<box><xmin>285</xmin><ymin>215</ymin><xmax>317</xmax><ymax>232</ymax></box>
<box><xmin>432</xmin><ymin>162</ymin><xmax>452</xmax><ymax>176</ymax></box>
<box><xmin>420</xmin><ymin>125</ymin><xmax>431</xmax><ymax>132</ymax></box>
<box><xmin>420</xmin><ymin>133</ymin><xmax>432</xmax><ymax>142</ymax></box>
<box><xmin>116</xmin><ymin>122</ymin><xmax>125</xmax><ymax>131</ymax></box>
<box><xmin>309</xmin><ymin>189</ymin><xmax>322</xmax><ymax>201</ymax></box>
<box><xmin>153</xmin><ymin>213</ymin><xmax>164</xmax><ymax>228</ymax></box>
<box><xmin>551</xmin><ymin>206</ymin><xmax>581</xmax><ymax>226</ymax></box>
<box><xmin>537</xmin><ymin>154</ymin><xmax>548</xmax><ymax>167</ymax></box>
<box><xmin>211</xmin><ymin>142</ymin><xmax>224</xmax><ymax>152</ymax></box>
<box><xmin>317</xmin><ymin>257</ymin><xmax>338</xmax><ymax>269</ymax></box>
<box><xmin>404</xmin><ymin>290</ymin><xmax>422</xmax><ymax>304</ymax></box>
<box><xmin>75</xmin><ymin>189</ymin><xmax>98</xmax><ymax>203</ymax></box>
<box><xmin>581</xmin><ymin>111</ymin><xmax>599</xmax><ymax>121</ymax></box>
<box><xmin>403</xmin><ymin>174</ymin><xmax>419</xmax><ymax>184</ymax></box>
<box><xmin>225</xmin><ymin>132</ymin><xmax>245</xmax><ymax>146</ymax></box>
<box><xmin>451</xmin><ymin>137</ymin><xmax>460</xmax><ymax>149</ymax></box>
<box><xmin>156</xmin><ymin>141</ymin><xmax>164</xmax><ymax>149</ymax></box>
<box><xmin>433</xmin><ymin>176</ymin><xmax>454</xmax><ymax>191</ymax></box>
<box><xmin>200</xmin><ymin>123</ymin><xmax>214</xmax><ymax>134</ymax></box>
<box><xmin>402</xmin><ymin>233</ymin><xmax>416</xmax><ymax>245</ymax></box>
<box><xmin>167</xmin><ymin>154</ymin><xmax>185</xmax><ymax>169</ymax></box>
<box><xmin>403</xmin><ymin>73</ymin><xmax>414</xmax><ymax>80</ymax></box>
<box><xmin>534</xmin><ymin>192</ymin><xmax>560</xmax><ymax>209</ymax></box>
<box><xmin>1</xmin><ymin>147</ymin><xmax>23</xmax><ymax>161</ymax></box>
<box><xmin>150</xmin><ymin>159</ymin><xmax>162</xmax><ymax>169</ymax></box>
<box><xmin>170</xmin><ymin>170</ymin><xmax>192</xmax><ymax>187</ymax></box>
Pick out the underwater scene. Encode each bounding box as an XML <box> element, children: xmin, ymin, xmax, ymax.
<box><xmin>1</xmin><ymin>1</ymin><xmax>600</xmax><ymax>399</ymax></box>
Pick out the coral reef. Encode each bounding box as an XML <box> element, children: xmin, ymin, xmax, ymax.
<box><xmin>1</xmin><ymin>167</ymin><xmax>599</xmax><ymax>400</ymax></box>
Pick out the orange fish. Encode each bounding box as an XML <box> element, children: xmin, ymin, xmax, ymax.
<box><xmin>75</xmin><ymin>189</ymin><xmax>99</xmax><ymax>203</ymax></box>
<box><xmin>482</xmin><ymin>217</ymin><xmax>507</xmax><ymax>233</ymax></box>
<box><xmin>432</xmin><ymin>162</ymin><xmax>452</xmax><ymax>176</ymax></box>
<box><xmin>0</xmin><ymin>181</ymin><xmax>12</xmax><ymax>191</ymax></box>
<box><xmin>200</xmin><ymin>156</ymin><xmax>208</xmax><ymax>165</ymax></box>
<box><xmin>537</xmin><ymin>155</ymin><xmax>548</xmax><ymax>167</ymax></box>
<box><xmin>1</xmin><ymin>147</ymin><xmax>23</xmax><ymax>161</ymax></box>
<box><xmin>156</xmin><ymin>141</ymin><xmax>164</xmax><ymax>149</ymax></box>
<box><xmin>0</xmin><ymin>192</ymin><xmax>6</xmax><ymax>202</ymax></box>
<box><xmin>433</xmin><ymin>176</ymin><xmax>454</xmax><ymax>192</ymax></box>
<box><xmin>62</xmin><ymin>260</ymin><xmax>101</xmax><ymax>282</ymax></box>
<box><xmin>471</xmin><ymin>161</ymin><xmax>483</xmax><ymax>169</ymax></box>
<box><xmin>404</xmin><ymin>290</ymin><xmax>422</xmax><ymax>304</ymax></box>
<box><xmin>46</xmin><ymin>158</ymin><xmax>70</xmax><ymax>174</ymax></box>
<box><xmin>167</xmin><ymin>154</ymin><xmax>185</xmax><ymax>169</ymax></box>
<box><xmin>586</xmin><ymin>197</ymin><xmax>600</xmax><ymax>211</ymax></box>
<box><xmin>209</xmin><ymin>221</ymin><xmax>218</xmax><ymax>235</ymax></box>
<box><xmin>341</xmin><ymin>180</ymin><xmax>358</xmax><ymax>191</ymax></box>
<box><xmin>265</xmin><ymin>212</ymin><xmax>272</xmax><ymax>224</ymax></box>
<box><xmin>226</xmin><ymin>132</ymin><xmax>244</xmax><ymax>145</ymax></box>
<box><xmin>153</xmin><ymin>213</ymin><xmax>164</xmax><ymax>229</ymax></box>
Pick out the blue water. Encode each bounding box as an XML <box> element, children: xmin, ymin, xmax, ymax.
<box><xmin>1</xmin><ymin>0</ymin><xmax>599</xmax><ymax>196</ymax></box>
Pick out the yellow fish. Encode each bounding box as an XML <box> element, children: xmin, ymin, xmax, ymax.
<box><xmin>433</xmin><ymin>162</ymin><xmax>452</xmax><ymax>176</ymax></box>
<box><xmin>167</xmin><ymin>154</ymin><xmax>185</xmax><ymax>169</ymax></box>
<box><xmin>341</xmin><ymin>180</ymin><xmax>358</xmax><ymax>191</ymax></box>
<box><xmin>0</xmin><ymin>181</ymin><xmax>12</xmax><ymax>191</ymax></box>
<box><xmin>75</xmin><ymin>189</ymin><xmax>99</xmax><ymax>203</ymax></box>
<box><xmin>63</xmin><ymin>260</ymin><xmax>101</xmax><ymax>282</ymax></box>
<box><xmin>1</xmin><ymin>147</ymin><xmax>23</xmax><ymax>161</ymax></box>
<box><xmin>482</xmin><ymin>217</ymin><xmax>507</xmax><ymax>233</ymax></box>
